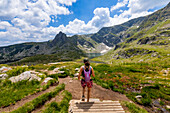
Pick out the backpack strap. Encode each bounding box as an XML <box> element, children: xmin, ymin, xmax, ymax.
<box><xmin>82</xmin><ymin>66</ymin><xmax>92</xmax><ymax>71</ymax></box>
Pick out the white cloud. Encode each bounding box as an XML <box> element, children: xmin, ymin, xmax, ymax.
<box><xmin>111</xmin><ymin>0</ymin><xmax>128</xmax><ymax>11</ymax></box>
<box><xmin>0</xmin><ymin>0</ymin><xmax>169</xmax><ymax>47</ymax></box>
<box><xmin>52</xmin><ymin>8</ymin><xmax>112</xmax><ymax>36</ymax></box>
<box><xmin>110</xmin><ymin>0</ymin><xmax>169</xmax><ymax>25</ymax></box>
<box><xmin>0</xmin><ymin>0</ymin><xmax>76</xmax><ymax>46</ymax></box>
<box><xmin>128</xmin><ymin>0</ymin><xmax>169</xmax><ymax>13</ymax></box>
<box><xmin>89</xmin><ymin>8</ymin><xmax>111</xmax><ymax>28</ymax></box>
<box><xmin>56</xmin><ymin>0</ymin><xmax>77</xmax><ymax>6</ymax></box>
<box><xmin>0</xmin><ymin>21</ymin><xmax>12</xmax><ymax>29</ymax></box>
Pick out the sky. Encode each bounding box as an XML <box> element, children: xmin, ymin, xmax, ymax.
<box><xmin>0</xmin><ymin>0</ymin><xmax>169</xmax><ymax>47</ymax></box>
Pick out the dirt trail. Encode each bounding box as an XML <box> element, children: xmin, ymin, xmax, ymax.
<box><xmin>59</xmin><ymin>77</ymin><xmax>130</xmax><ymax>101</ymax></box>
<box><xmin>0</xmin><ymin>77</ymin><xmax>131</xmax><ymax>113</ymax></box>
<box><xmin>0</xmin><ymin>85</ymin><xmax>57</xmax><ymax>113</ymax></box>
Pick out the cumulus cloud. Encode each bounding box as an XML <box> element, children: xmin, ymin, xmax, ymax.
<box><xmin>0</xmin><ymin>0</ymin><xmax>76</xmax><ymax>46</ymax></box>
<box><xmin>111</xmin><ymin>0</ymin><xmax>128</xmax><ymax>11</ymax></box>
<box><xmin>58</xmin><ymin>0</ymin><xmax>169</xmax><ymax>36</ymax></box>
<box><xmin>128</xmin><ymin>0</ymin><xmax>169</xmax><ymax>13</ymax></box>
<box><xmin>0</xmin><ymin>0</ymin><xmax>169</xmax><ymax>46</ymax></box>
<box><xmin>56</xmin><ymin>0</ymin><xmax>77</xmax><ymax>6</ymax></box>
<box><xmin>52</xmin><ymin>8</ymin><xmax>113</xmax><ymax>36</ymax></box>
<box><xmin>110</xmin><ymin>0</ymin><xmax>169</xmax><ymax>25</ymax></box>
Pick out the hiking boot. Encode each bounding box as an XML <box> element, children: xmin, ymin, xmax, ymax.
<box><xmin>82</xmin><ymin>95</ymin><xmax>85</xmax><ymax>101</ymax></box>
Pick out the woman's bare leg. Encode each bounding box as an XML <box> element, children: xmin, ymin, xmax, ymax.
<box><xmin>82</xmin><ymin>87</ymin><xmax>85</xmax><ymax>101</ymax></box>
<box><xmin>87</xmin><ymin>87</ymin><xmax>91</xmax><ymax>102</ymax></box>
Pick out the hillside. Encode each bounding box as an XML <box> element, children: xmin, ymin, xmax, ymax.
<box><xmin>0</xmin><ymin>32</ymin><xmax>85</xmax><ymax>64</ymax></box>
<box><xmin>93</xmin><ymin>3</ymin><xmax>170</xmax><ymax>64</ymax></box>
<box><xmin>0</xmin><ymin>3</ymin><xmax>169</xmax><ymax>65</ymax></box>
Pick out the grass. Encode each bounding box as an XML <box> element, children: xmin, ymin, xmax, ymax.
<box><xmin>43</xmin><ymin>90</ymin><xmax>72</xmax><ymax>113</ymax></box>
<box><xmin>121</xmin><ymin>101</ymin><xmax>148</xmax><ymax>113</ymax></box>
<box><xmin>6</xmin><ymin>66</ymin><xmax>29</xmax><ymax>78</ymax></box>
<box><xmin>0</xmin><ymin>79</ymin><xmax>57</xmax><ymax>107</ymax></box>
<box><xmin>10</xmin><ymin>83</ymin><xmax>65</xmax><ymax>113</ymax></box>
<box><xmin>92</xmin><ymin>62</ymin><xmax>170</xmax><ymax>106</ymax></box>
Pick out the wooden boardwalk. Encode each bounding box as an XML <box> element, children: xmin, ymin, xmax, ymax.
<box><xmin>69</xmin><ymin>99</ymin><xmax>125</xmax><ymax>113</ymax></box>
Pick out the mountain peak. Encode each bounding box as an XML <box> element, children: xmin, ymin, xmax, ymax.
<box><xmin>53</xmin><ymin>31</ymin><xmax>67</xmax><ymax>40</ymax></box>
<box><xmin>51</xmin><ymin>31</ymin><xmax>68</xmax><ymax>46</ymax></box>
<box><xmin>57</xmin><ymin>31</ymin><xmax>67</xmax><ymax>37</ymax></box>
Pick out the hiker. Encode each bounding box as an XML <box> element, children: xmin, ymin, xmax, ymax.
<box><xmin>78</xmin><ymin>59</ymin><xmax>95</xmax><ymax>102</ymax></box>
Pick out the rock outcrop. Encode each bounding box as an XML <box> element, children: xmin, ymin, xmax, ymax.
<box><xmin>9</xmin><ymin>71</ymin><xmax>41</xmax><ymax>83</ymax></box>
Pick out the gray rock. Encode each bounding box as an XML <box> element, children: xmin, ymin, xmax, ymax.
<box><xmin>0</xmin><ymin>66</ymin><xmax>12</xmax><ymax>73</ymax></box>
<box><xmin>0</xmin><ymin>74</ymin><xmax>8</xmax><ymax>79</ymax></box>
<box><xmin>166</xmin><ymin>105</ymin><xmax>170</xmax><ymax>109</ymax></box>
<box><xmin>138</xmin><ymin>59</ymin><xmax>144</xmax><ymax>62</ymax></box>
<box><xmin>9</xmin><ymin>71</ymin><xmax>41</xmax><ymax>83</ymax></box>
<box><xmin>135</xmin><ymin>95</ymin><xmax>142</xmax><ymax>99</ymax></box>
<box><xmin>53</xmin><ymin>68</ymin><xmax>60</xmax><ymax>72</ymax></box>
<box><xmin>42</xmin><ymin>77</ymin><xmax>53</xmax><ymax>83</ymax></box>
<box><xmin>75</xmin><ymin>68</ymin><xmax>79</xmax><ymax>71</ymax></box>
<box><xmin>74</xmin><ymin>73</ymin><xmax>79</xmax><ymax>77</ymax></box>
<box><xmin>152</xmin><ymin>100</ymin><xmax>160</xmax><ymax>107</ymax></box>
<box><xmin>56</xmin><ymin>71</ymin><xmax>65</xmax><ymax>74</ymax></box>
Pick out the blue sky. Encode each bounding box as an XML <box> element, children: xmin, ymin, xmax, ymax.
<box><xmin>0</xmin><ymin>0</ymin><xmax>169</xmax><ymax>46</ymax></box>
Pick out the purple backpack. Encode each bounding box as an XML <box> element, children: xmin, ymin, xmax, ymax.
<box><xmin>83</xmin><ymin>66</ymin><xmax>92</xmax><ymax>82</ymax></box>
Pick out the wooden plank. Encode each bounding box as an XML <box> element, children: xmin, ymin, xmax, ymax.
<box><xmin>75</xmin><ymin>102</ymin><xmax>120</xmax><ymax>104</ymax></box>
<box><xmin>73</xmin><ymin>111</ymin><xmax>125</xmax><ymax>113</ymax></box>
<box><xmin>73</xmin><ymin>106</ymin><xmax>123</xmax><ymax>109</ymax></box>
<box><xmin>74</xmin><ymin>104</ymin><xmax>121</xmax><ymax>107</ymax></box>
<box><xmin>69</xmin><ymin>99</ymin><xmax>125</xmax><ymax>113</ymax></box>
<box><xmin>72</xmin><ymin>108</ymin><xmax>124</xmax><ymax>112</ymax></box>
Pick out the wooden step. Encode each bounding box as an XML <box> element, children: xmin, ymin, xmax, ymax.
<box><xmin>72</xmin><ymin>108</ymin><xmax>124</xmax><ymax>112</ymax></box>
<box><xmin>69</xmin><ymin>99</ymin><xmax>125</xmax><ymax>113</ymax></box>
<box><xmin>73</xmin><ymin>106</ymin><xmax>123</xmax><ymax>109</ymax></box>
<box><xmin>74</xmin><ymin>111</ymin><xmax>125</xmax><ymax>113</ymax></box>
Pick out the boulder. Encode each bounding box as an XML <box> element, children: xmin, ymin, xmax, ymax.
<box><xmin>75</xmin><ymin>68</ymin><xmax>79</xmax><ymax>71</ymax></box>
<box><xmin>135</xmin><ymin>95</ymin><xmax>142</xmax><ymax>99</ymax></box>
<box><xmin>9</xmin><ymin>71</ymin><xmax>41</xmax><ymax>83</ymax></box>
<box><xmin>0</xmin><ymin>66</ymin><xmax>12</xmax><ymax>73</ymax></box>
<box><xmin>135</xmin><ymin>95</ymin><xmax>142</xmax><ymax>101</ymax></box>
<box><xmin>152</xmin><ymin>100</ymin><xmax>160</xmax><ymax>107</ymax></box>
<box><xmin>0</xmin><ymin>74</ymin><xmax>8</xmax><ymax>79</ymax></box>
<box><xmin>56</xmin><ymin>71</ymin><xmax>65</xmax><ymax>74</ymax></box>
<box><xmin>53</xmin><ymin>68</ymin><xmax>60</xmax><ymax>72</ymax></box>
<box><xmin>166</xmin><ymin>105</ymin><xmax>170</xmax><ymax>109</ymax></box>
<box><xmin>42</xmin><ymin>77</ymin><xmax>53</xmax><ymax>83</ymax></box>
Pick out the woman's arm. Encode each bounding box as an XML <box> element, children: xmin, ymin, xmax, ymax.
<box><xmin>78</xmin><ymin>67</ymin><xmax>83</xmax><ymax>80</ymax></box>
<box><xmin>91</xmin><ymin>67</ymin><xmax>95</xmax><ymax>77</ymax></box>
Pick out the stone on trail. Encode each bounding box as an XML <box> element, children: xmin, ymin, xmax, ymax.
<box><xmin>74</xmin><ymin>73</ymin><xmax>79</xmax><ymax>77</ymax></box>
<box><xmin>9</xmin><ymin>71</ymin><xmax>41</xmax><ymax>83</ymax></box>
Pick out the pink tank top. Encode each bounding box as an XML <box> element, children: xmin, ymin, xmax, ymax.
<box><xmin>83</xmin><ymin>66</ymin><xmax>91</xmax><ymax>82</ymax></box>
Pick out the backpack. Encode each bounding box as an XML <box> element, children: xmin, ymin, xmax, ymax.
<box><xmin>82</xmin><ymin>66</ymin><xmax>92</xmax><ymax>82</ymax></box>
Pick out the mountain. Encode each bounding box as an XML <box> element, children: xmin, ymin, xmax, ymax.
<box><xmin>0</xmin><ymin>3</ymin><xmax>169</xmax><ymax>64</ymax></box>
<box><xmin>90</xmin><ymin>17</ymin><xmax>146</xmax><ymax>47</ymax></box>
<box><xmin>0</xmin><ymin>32</ymin><xmax>85</xmax><ymax>64</ymax></box>
<box><xmin>93</xmin><ymin>3</ymin><xmax>170</xmax><ymax>64</ymax></box>
<box><xmin>85</xmin><ymin>2</ymin><xmax>170</xmax><ymax>48</ymax></box>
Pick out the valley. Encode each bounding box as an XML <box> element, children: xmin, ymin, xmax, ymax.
<box><xmin>0</xmin><ymin>2</ymin><xmax>169</xmax><ymax>113</ymax></box>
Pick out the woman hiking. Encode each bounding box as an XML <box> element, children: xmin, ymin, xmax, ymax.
<box><xmin>78</xmin><ymin>59</ymin><xmax>95</xmax><ymax>102</ymax></box>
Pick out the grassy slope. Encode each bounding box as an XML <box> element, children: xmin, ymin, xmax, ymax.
<box><xmin>91</xmin><ymin>19</ymin><xmax>170</xmax><ymax>112</ymax></box>
<box><xmin>93</xmin><ymin>19</ymin><xmax>170</xmax><ymax>64</ymax></box>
